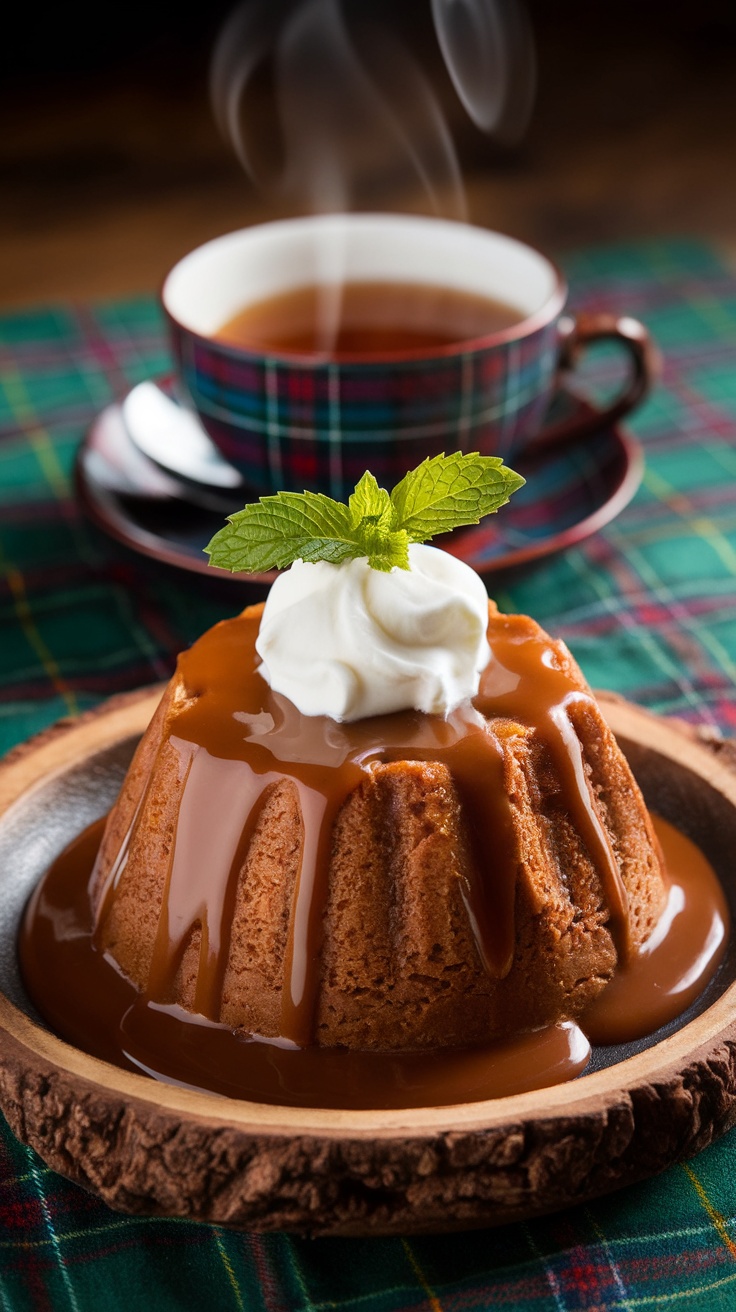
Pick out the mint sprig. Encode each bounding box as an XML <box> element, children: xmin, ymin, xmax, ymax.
<box><xmin>205</xmin><ymin>452</ymin><xmax>524</xmax><ymax>574</ymax></box>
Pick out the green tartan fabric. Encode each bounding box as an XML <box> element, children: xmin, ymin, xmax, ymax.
<box><xmin>2</xmin><ymin>237</ymin><xmax>736</xmax><ymax>1308</ymax></box>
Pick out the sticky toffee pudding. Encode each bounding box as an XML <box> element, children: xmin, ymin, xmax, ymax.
<box><xmin>19</xmin><ymin>603</ymin><xmax>728</xmax><ymax>1108</ymax></box>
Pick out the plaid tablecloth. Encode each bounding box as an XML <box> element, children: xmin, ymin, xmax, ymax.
<box><xmin>2</xmin><ymin>238</ymin><xmax>736</xmax><ymax>1309</ymax></box>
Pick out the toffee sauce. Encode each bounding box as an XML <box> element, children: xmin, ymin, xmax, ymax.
<box><xmin>18</xmin><ymin>612</ymin><xmax>730</xmax><ymax>1108</ymax></box>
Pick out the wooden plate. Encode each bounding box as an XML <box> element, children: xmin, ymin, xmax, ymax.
<box><xmin>1</xmin><ymin>690</ymin><xmax>736</xmax><ymax>1236</ymax></box>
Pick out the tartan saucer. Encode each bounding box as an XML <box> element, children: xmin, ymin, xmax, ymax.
<box><xmin>75</xmin><ymin>386</ymin><xmax>643</xmax><ymax>591</ymax></box>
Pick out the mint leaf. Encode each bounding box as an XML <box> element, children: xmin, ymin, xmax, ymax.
<box><xmin>359</xmin><ymin>523</ymin><xmax>410</xmax><ymax>572</ymax></box>
<box><xmin>206</xmin><ymin>453</ymin><xmax>524</xmax><ymax>574</ymax></box>
<box><xmin>348</xmin><ymin>471</ymin><xmax>394</xmax><ymax>531</ymax></box>
<box><xmin>390</xmin><ymin>452</ymin><xmax>525</xmax><ymax>542</ymax></box>
<box><xmin>206</xmin><ymin>491</ymin><xmax>360</xmax><ymax>573</ymax></box>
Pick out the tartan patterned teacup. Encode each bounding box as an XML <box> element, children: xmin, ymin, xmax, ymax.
<box><xmin>162</xmin><ymin>214</ymin><xmax>656</xmax><ymax>500</ymax></box>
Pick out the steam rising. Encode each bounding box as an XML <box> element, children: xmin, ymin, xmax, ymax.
<box><xmin>431</xmin><ymin>0</ymin><xmax>535</xmax><ymax>141</ymax></box>
<box><xmin>210</xmin><ymin>0</ymin><xmax>535</xmax><ymax>349</ymax></box>
<box><xmin>210</xmin><ymin>0</ymin><xmax>535</xmax><ymax>214</ymax></box>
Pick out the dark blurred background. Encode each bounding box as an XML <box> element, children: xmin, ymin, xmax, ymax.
<box><xmin>2</xmin><ymin>0</ymin><xmax>735</xmax><ymax>304</ymax></box>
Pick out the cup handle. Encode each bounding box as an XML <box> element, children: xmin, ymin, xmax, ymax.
<box><xmin>526</xmin><ymin>312</ymin><xmax>661</xmax><ymax>457</ymax></box>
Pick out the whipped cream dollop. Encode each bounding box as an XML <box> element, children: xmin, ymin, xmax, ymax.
<box><xmin>255</xmin><ymin>543</ymin><xmax>491</xmax><ymax>721</ymax></box>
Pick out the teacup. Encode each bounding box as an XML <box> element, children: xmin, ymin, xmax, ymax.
<box><xmin>162</xmin><ymin>213</ymin><xmax>657</xmax><ymax>500</ymax></box>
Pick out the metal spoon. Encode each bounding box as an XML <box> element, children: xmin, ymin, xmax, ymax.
<box><xmin>122</xmin><ymin>380</ymin><xmax>245</xmax><ymax>495</ymax></box>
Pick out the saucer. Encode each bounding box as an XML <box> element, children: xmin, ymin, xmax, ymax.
<box><xmin>1</xmin><ymin>693</ymin><xmax>735</xmax><ymax>1233</ymax></box>
<box><xmin>75</xmin><ymin>387</ymin><xmax>643</xmax><ymax>589</ymax></box>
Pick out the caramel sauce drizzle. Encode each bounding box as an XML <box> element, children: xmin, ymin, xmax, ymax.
<box><xmin>20</xmin><ymin>814</ymin><xmax>594</xmax><ymax>1106</ymax></box>
<box><xmin>18</xmin><ymin>809</ymin><xmax>728</xmax><ymax>1109</ymax></box>
<box><xmin>474</xmin><ymin>613</ymin><xmax>631</xmax><ymax>953</ymax></box>
<box><xmin>91</xmin><ymin>608</ymin><xmax>631</xmax><ymax>1047</ymax></box>
<box><xmin>18</xmin><ymin>607</ymin><xmax>731</xmax><ymax>1109</ymax></box>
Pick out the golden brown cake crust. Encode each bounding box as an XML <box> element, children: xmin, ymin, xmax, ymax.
<box><xmin>90</xmin><ymin>603</ymin><xmax>668</xmax><ymax>1050</ymax></box>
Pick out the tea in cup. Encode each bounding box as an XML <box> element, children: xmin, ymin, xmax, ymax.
<box><xmin>162</xmin><ymin>213</ymin><xmax>656</xmax><ymax>500</ymax></box>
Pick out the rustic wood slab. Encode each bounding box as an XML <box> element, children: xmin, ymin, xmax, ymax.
<box><xmin>1</xmin><ymin>689</ymin><xmax>736</xmax><ymax>1236</ymax></box>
